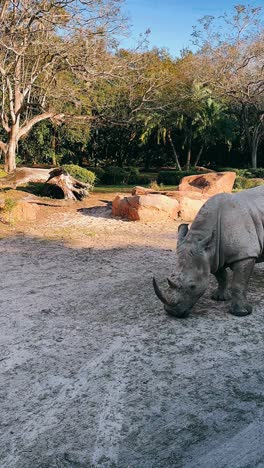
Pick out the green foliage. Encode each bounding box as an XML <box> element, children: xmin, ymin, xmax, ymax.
<box><xmin>126</xmin><ymin>167</ymin><xmax>140</xmax><ymax>184</ymax></box>
<box><xmin>149</xmin><ymin>180</ymin><xmax>163</xmax><ymax>191</ymax></box>
<box><xmin>137</xmin><ymin>174</ymin><xmax>153</xmax><ymax>185</ymax></box>
<box><xmin>99</xmin><ymin>166</ymin><xmax>153</xmax><ymax>185</ymax></box>
<box><xmin>62</xmin><ymin>165</ymin><xmax>96</xmax><ymax>186</ymax></box>
<box><xmin>3</xmin><ymin>197</ymin><xmax>17</xmax><ymax>213</ymax></box>
<box><xmin>157</xmin><ymin>170</ymin><xmax>198</xmax><ymax>185</ymax></box>
<box><xmin>234</xmin><ymin>176</ymin><xmax>264</xmax><ymax>190</ymax></box>
<box><xmin>1</xmin><ymin>197</ymin><xmax>18</xmax><ymax>224</ymax></box>
<box><xmin>219</xmin><ymin>168</ymin><xmax>264</xmax><ymax>178</ymax></box>
<box><xmin>19</xmin><ymin>182</ymin><xmax>46</xmax><ymax>197</ymax></box>
<box><xmin>93</xmin><ymin>167</ymin><xmax>105</xmax><ymax>183</ymax></box>
<box><xmin>101</xmin><ymin>166</ymin><xmax>129</xmax><ymax>185</ymax></box>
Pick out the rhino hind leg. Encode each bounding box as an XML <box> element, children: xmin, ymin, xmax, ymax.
<box><xmin>230</xmin><ymin>258</ymin><xmax>256</xmax><ymax>317</ymax></box>
<box><xmin>212</xmin><ymin>268</ymin><xmax>231</xmax><ymax>301</ymax></box>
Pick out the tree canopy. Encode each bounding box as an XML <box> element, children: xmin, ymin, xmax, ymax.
<box><xmin>1</xmin><ymin>2</ymin><xmax>264</xmax><ymax>172</ymax></box>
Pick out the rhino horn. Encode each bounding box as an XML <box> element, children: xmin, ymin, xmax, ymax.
<box><xmin>167</xmin><ymin>278</ymin><xmax>177</xmax><ymax>289</ymax></box>
<box><xmin>153</xmin><ymin>277</ymin><xmax>170</xmax><ymax>305</ymax></box>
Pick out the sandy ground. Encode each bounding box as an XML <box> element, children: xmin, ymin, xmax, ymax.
<box><xmin>1</xmin><ymin>192</ymin><xmax>264</xmax><ymax>467</ymax></box>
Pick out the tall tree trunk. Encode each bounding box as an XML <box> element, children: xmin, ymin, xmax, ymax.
<box><xmin>51</xmin><ymin>129</ymin><xmax>57</xmax><ymax>165</ymax></box>
<box><xmin>186</xmin><ymin>125</ymin><xmax>192</xmax><ymax>171</ymax></box>
<box><xmin>167</xmin><ymin>129</ymin><xmax>181</xmax><ymax>171</ymax></box>
<box><xmin>5</xmin><ymin>143</ymin><xmax>17</xmax><ymax>173</ymax></box>
<box><xmin>194</xmin><ymin>145</ymin><xmax>204</xmax><ymax>167</ymax></box>
<box><xmin>251</xmin><ymin>144</ymin><xmax>258</xmax><ymax>169</ymax></box>
<box><xmin>4</xmin><ymin>123</ymin><xmax>20</xmax><ymax>172</ymax></box>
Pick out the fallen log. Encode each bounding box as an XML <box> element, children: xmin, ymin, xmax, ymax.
<box><xmin>44</xmin><ymin>168</ymin><xmax>91</xmax><ymax>201</ymax></box>
<box><xmin>0</xmin><ymin>167</ymin><xmax>52</xmax><ymax>187</ymax></box>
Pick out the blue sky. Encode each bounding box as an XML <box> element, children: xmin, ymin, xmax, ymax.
<box><xmin>120</xmin><ymin>0</ymin><xmax>263</xmax><ymax>57</ymax></box>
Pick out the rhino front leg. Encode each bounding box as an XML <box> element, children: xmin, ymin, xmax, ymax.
<box><xmin>212</xmin><ymin>268</ymin><xmax>231</xmax><ymax>301</ymax></box>
<box><xmin>230</xmin><ymin>258</ymin><xmax>255</xmax><ymax>317</ymax></box>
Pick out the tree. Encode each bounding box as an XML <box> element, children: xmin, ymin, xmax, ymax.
<box><xmin>192</xmin><ymin>4</ymin><xmax>264</xmax><ymax>168</ymax></box>
<box><xmin>0</xmin><ymin>0</ymin><xmax>124</xmax><ymax>172</ymax></box>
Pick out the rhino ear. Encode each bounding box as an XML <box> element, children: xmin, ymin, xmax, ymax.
<box><xmin>178</xmin><ymin>224</ymin><xmax>189</xmax><ymax>244</ymax></box>
<box><xmin>198</xmin><ymin>231</ymin><xmax>214</xmax><ymax>251</ymax></box>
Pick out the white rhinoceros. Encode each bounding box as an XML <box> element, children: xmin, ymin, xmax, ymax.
<box><xmin>153</xmin><ymin>185</ymin><xmax>264</xmax><ymax>318</ymax></box>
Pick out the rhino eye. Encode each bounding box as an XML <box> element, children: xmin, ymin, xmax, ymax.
<box><xmin>189</xmin><ymin>284</ymin><xmax>196</xmax><ymax>290</ymax></box>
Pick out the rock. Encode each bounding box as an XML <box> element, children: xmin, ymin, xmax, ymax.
<box><xmin>179</xmin><ymin>171</ymin><xmax>236</xmax><ymax>196</ymax></box>
<box><xmin>179</xmin><ymin>195</ymin><xmax>208</xmax><ymax>221</ymax></box>
<box><xmin>163</xmin><ymin>191</ymin><xmax>181</xmax><ymax>198</ymax></box>
<box><xmin>112</xmin><ymin>194</ymin><xmax>179</xmax><ymax>222</ymax></box>
<box><xmin>13</xmin><ymin>200</ymin><xmax>40</xmax><ymax>222</ymax></box>
<box><xmin>194</xmin><ymin>166</ymin><xmax>215</xmax><ymax>173</ymax></box>
<box><xmin>0</xmin><ymin>199</ymin><xmax>40</xmax><ymax>222</ymax></box>
<box><xmin>131</xmin><ymin>186</ymin><xmax>155</xmax><ymax>195</ymax></box>
<box><xmin>170</xmin><ymin>191</ymin><xmax>210</xmax><ymax>221</ymax></box>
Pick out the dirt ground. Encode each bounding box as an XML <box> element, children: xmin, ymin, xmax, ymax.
<box><xmin>1</xmin><ymin>191</ymin><xmax>264</xmax><ymax>468</ymax></box>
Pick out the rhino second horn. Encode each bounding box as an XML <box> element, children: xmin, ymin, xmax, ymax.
<box><xmin>167</xmin><ymin>278</ymin><xmax>177</xmax><ymax>289</ymax></box>
<box><xmin>153</xmin><ymin>277</ymin><xmax>170</xmax><ymax>305</ymax></box>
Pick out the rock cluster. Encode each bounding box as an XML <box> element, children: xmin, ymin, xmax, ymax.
<box><xmin>112</xmin><ymin>171</ymin><xmax>236</xmax><ymax>222</ymax></box>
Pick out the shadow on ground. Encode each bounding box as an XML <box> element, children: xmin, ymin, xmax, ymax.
<box><xmin>78</xmin><ymin>203</ymin><xmax>116</xmax><ymax>220</ymax></box>
<box><xmin>0</xmin><ymin>236</ymin><xmax>264</xmax><ymax>468</ymax></box>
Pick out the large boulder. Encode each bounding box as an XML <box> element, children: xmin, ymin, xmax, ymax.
<box><xmin>179</xmin><ymin>171</ymin><xmax>236</xmax><ymax>196</ymax></box>
<box><xmin>167</xmin><ymin>191</ymin><xmax>210</xmax><ymax>221</ymax></box>
<box><xmin>0</xmin><ymin>198</ymin><xmax>40</xmax><ymax>222</ymax></box>
<box><xmin>131</xmin><ymin>186</ymin><xmax>155</xmax><ymax>195</ymax></box>
<box><xmin>112</xmin><ymin>194</ymin><xmax>179</xmax><ymax>222</ymax></box>
<box><xmin>13</xmin><ymin>200</ymin><xmax>40</xmax><ymax>221</ymax></box>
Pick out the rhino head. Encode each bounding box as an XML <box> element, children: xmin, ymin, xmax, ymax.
<box><xmin>153</xmin><ymin>224</ymin><xmax>212</xmax><ymax>318</ymax></box>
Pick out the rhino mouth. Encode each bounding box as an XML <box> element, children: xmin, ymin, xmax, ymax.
<box><xmin>153</xmin><ymin>277</ymin><xmax>191</xmax><ymax>318</ymax></box>
<box><xmin>164</xmin><ymin>305</ymin><xmax>190</xmax><ymax>319</ymax></box>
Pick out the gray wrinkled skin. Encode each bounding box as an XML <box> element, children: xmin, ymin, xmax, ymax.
<box><xmin>154</xmin><ymin>186</ymin><xmax>264</xmax><ymax>318</ymax></box>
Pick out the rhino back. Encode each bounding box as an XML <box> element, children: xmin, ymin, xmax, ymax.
<box><xmin>188</xmin><ymin>186</ymin><xmax>264</xmax><ymax>271</ymax></box>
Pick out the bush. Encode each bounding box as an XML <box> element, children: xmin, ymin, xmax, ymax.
<box><xmin>93</xmin><ymin>167</ymin><xmax>105</xmax><ymax>184</ymax></box>
<box><xmin>234</xmin><ymin>176</ymin><xmax>264</xmax><ymax>190</ymax></box>
<box><xmin>246</xmin><ymin>168</ymin><xmax>264</xmax><ymax>178</ymax></box>
<box><xmin>218</xmin><ymin>167</ymin><xmax>264</xmax><ymax>179</ymax></box>
<box><xmin>126</xmin><ymin>167</ymin><xmax>140</xmax><ymax>184</ymax></box>
<box><xmin>0</xmin><ymin>168</ymin><xmax>7</xmax><ymax>178</ymax></box>
<box><xmin>62</xmin><ymin>164</ymin><xmax>96</xmax><ymax>186</ymax></box>
<box><xmin>138</xmin><ymin>174</ymin><xmax>153</xmax><ymax>185</ymax></box>
<box><xmin>101</xmin><ymin>166</ymin><xmax>128</xmax><ymax>185</ymax></box>
<box><xmin>157</xmin><ymin>170</ymin><xmax>198</xmax><ymax>185</ymax></box>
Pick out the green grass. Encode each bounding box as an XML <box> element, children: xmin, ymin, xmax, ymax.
<box><xmin>93</xmin><ymin>185</ymin><xmax>136</xmax><ymax>193</ymax></box>
<box><xmin>93</xmin><ymin>185</ymin><xmax>179</xmax><ymax>193</ymax></box>
<box><xmin>0</xmin><ymin>169</ymin><xmax>7</xmax><ymax>178</ymax></box>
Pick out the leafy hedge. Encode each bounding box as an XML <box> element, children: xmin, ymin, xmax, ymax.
<box><xmin>218</xmin><ymin>167</ymin><xmax>264</xmax><ymax>178</ymax></box>
<box><xmin>62</xmin><ymin>164</ymin><xmax>96</xmax><ymax>186</ymax></box>
<box><xmin>157</xmin><ymin>170</ymin><xmax>199</xmax><ymax>185</ymax></box>
<box><xmin>99</xmin><ymin>166</ymin><xmax>152</xmax><ymax>185</ymax></box>
<box><xmin>234</xmin><ymin>176</ymin><xmax>264</xmax><ymax>190</ymax></box>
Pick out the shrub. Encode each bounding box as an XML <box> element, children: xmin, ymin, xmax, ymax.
<box><xmin>218</xmin><ymin>167</ymin><xmax>264</xmax><ymax>179</ymax></box>
<box><xmin>234</xmin><ymin>176</ymin><xmax>264</xmax><ymax>190</ymax></box>
<box><xmin>157</xmin><ymin>170</ymin><xmax>198</xmax><ymax>185</ymax></box>
<box><xmin>126</xmin><ymin>167</ymin><xmax>140</xmax><ymax>184</ymax></box>
<box><xmin>93</xmin><ymin>167</ymin><xmax>105</xmax><ymax>184</ymax></box>
<box><xmin>62</xmin><ymin>164</ymin><xmax>96</xmax><ymax>186</ymax></box>
<box><xmin>149</xmin><ymin>180</ymin><xmax>163</xmax><ymax>191</ymax></box>
<box><xmin>246</xmin><ymin>168</ymin><xmax>264</xmax><ymax>179</ymax></box>
<box><xmin>1</xmin><ymin>197</ymin><xmax>18</xmax><ymax>224</ymax></box>
<box><xmin>139</xmin><ymin>174</ymin><xmax>153</xmax><ymax>185</ymax></box>
<box><xmin>101</xmin><ymin>166</ymin><xmax>128</xmax><ymax>185</ymax></box>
